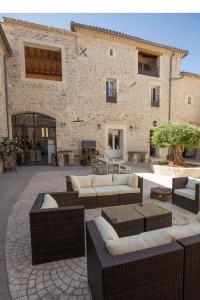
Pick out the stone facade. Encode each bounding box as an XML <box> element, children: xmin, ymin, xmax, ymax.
<box><xmin>0</xmin><ymin>17</ymin><xmax>200</xmax><ymax>167</ymax></box>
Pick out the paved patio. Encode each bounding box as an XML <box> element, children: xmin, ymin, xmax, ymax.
<box><xmin>0</xmin><ymin>164</ymin><xmax>197</xmax><ymax>299</ymax></box>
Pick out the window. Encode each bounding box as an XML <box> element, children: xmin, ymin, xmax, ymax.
<box><xmin>110</xmin><ymin>49</ymin><xmax>113</xmax><ymax>56</ymax></box>
<box><xmin>151</xmin><ymin>87</ymin><xmax>160</xmax><ymax>107</ymax></box>
<box><xmin>106</xmin><ymin>80</ymin><xmax>117</xmax><ymax>103</ymax></box>
<box><xmin>24</xmin><ymin>45</ymin><xmax>62</xmax><ymax>81</ymax></box>
<box><xmin>138</xmin><ymin>51</ymin><xmax>159</xmax><ymax>77</ymax></box>
<box><xmin>188</xmin><ymin>96</ymin><xmax>192</xmax><ymax>105</ymax></box>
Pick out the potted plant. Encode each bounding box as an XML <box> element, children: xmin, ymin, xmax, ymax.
<box><xmin>151</xmin><ymin>122</ymin><xmax>200</xmax><ymax>177</ymax></box>
<box><xmin>0</xmin><ymin>137</ymin><xmax>21</xmax><ymax>172</ymax></box>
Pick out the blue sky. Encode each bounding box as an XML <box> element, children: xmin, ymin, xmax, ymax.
<box><xmin>0</xmin><ymin>13</ymin><xmax>200</xmax><ymax>74</ymax></box>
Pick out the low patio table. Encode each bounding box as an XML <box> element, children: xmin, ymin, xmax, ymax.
<box><xmin>97</xmin><ymin>158</ymin><xmax>124</xmax><ymax>174</ymax></box>
<box><xmin>150</xmin><ymin>187</ymin><xmax>172</xmax><ymax>202</ymax></box>
<box><xmin>102</xmin><ymin>202</ymin><xmax>172</xmax><ymax>237</ymax></box>
<box><xmin>102</xmin><ymin>205</ymin><xmax>145</xmax><ymax>237</ymax></box>
<box><xmin>135</xmin><ymin>202</ymin><xmax>172</xmax><ymax>231</ymax></box>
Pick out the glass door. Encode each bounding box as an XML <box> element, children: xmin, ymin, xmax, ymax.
<box><xmin>108</xmin><ymin>129</ymin><xmax>123</xmax><ymax>158</ymax></box>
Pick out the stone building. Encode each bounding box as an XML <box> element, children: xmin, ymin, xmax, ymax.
<box><xmin>0</xmin><ymin>17</ymin><xmax>200</xmax><ymax>169</ymax></box>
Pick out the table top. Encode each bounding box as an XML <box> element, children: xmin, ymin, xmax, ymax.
<box><xmin>97</xmin><ymin>158</ymin><xmax>124</xmax><ymax>165</ymax></box>
<box><xmin>102</xmin><ymin>205</ymin><xmax>143</xmax><ymax>223</ymax></box>
<box><xmin>134</xmin><ymin>202</ymin><xmax>171</xmax><ymax>217</ymax></box>
<box><xmin>102</xmin><ymin>202</ymin><xmax>171</xmax><ymax>223</ymax></box>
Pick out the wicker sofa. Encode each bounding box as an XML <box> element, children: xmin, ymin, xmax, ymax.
<box><xmin>29</xmin><ymin>192</ymin><xmax>85</xmax><ymax>265</ymax></box>
<box><xmin>86</xmin><ymin>220</ymin><xmax>184</xmax><ymax>300</ymax></box>
<box><xmin>86</xmin><ymin>218</ymin><xmax>200</xmax><ymax>300</ymax></box>
<box><xmin>66</xmin><ymin>174</ymin><xmax>143</xmax><ymax>209</ymax></box>
<box><xmin>172</xmin><ymin>177</ymin><xmax>200</xmax><ymax>213</ymax></box>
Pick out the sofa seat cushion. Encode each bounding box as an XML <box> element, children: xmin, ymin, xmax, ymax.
<box><xmin>186</xmin><ymin>176</ymin><xmax>200</xmax><ymax>190</ymax></box>
<box><xmin>128</xmin><ymin>174</ymin><xmax>138</xmax><ymax>188</ymax></box>
<box><xmin>113</xmin><ymin>174</ymin><xmax>129</xmax><ymax>185</ymax></box>
<box><xmin>92</xmin><ymin>174</ymin><xmax>113</xmax><ymax>187</ymax></box>
<box><xmin>41</xmin><ymin>194</ymin><xmax>58</xmax><ymax>209</ymax></box>
<box><xmin>94</xmin><ymin>186</ymin><xmax>119</xmax><ymax>196</ymax></box>
<box><xmin>106</xmin><ymin>228</ymin><xmax>173</xmax><ymax>256</ymax></box>
<box><xmin>79</xmin><ymin>187</ymin><xmax>96</xmax><ymax>198</ymax></box>
<box><xmin>117</xmin><ymin>185</ymin><xmax>140</xmax><ymax>194</ymax></box>
<box><xmin>95</xmin><ymin>216</ymin><xmax>119</xmax><ymax>242</ymax></box>
<box><xmin>166</xmin><ymin>223</ymin><xmax>200</xmax><ymax>240</ymax></box>
<box><xmin>174</xmin><ymin>188</ymin><xmax>195</xmax><ymax>200</ymax></box>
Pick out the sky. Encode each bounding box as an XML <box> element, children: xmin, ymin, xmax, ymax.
<box><xmin>0</xmin><ymin>13</ymin><xmax>199</xmax><ymax>74</ymax></box>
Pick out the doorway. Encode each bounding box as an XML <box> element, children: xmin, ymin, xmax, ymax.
<box><xmin>12</xmin><ymin>113</ymin><xmax>56</xmax><ymax>165</ymax></box>
<box><xmin>150</xmin><ymin>130</ymin><xmax>156</xmax><ymax>157</ymax></box>
<box><xmin>108</xmin><ymin>129</ymin><xmax>123</xmax><ymax>158</ymax></box>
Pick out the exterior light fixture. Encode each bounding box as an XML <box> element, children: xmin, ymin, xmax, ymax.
<box><xmin>130</xmin><ymin>125</ymin><xmax>133</xmax><ymax>131</ymax></box>
<box><xmin>153</xmin><ymin>120</ymin><xmax>157</xmax><ymax>127</ymax></box>
<box><xmin>98</xmin><ymin>124</ymin><xmax>101</xmax><ymax>129</ymax></box>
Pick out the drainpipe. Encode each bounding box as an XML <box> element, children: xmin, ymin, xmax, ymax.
<box><xmin>3</xmin><ymin>55</ymin><xmax>10</xmax><ymax>138</ymax></box>
<box><xmin>168</xmin><ymin>51</ymin><xmax>175</xmax><ymax>122</ymax></box>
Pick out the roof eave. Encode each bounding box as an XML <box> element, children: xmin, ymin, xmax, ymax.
<box><xmin>0</xmin><ymin>24</ymin><xmax>12</xmax><ymax>56</ymax></box>
<box><xmin>71</xmin><ymin>21</ymin><xmax>189</xmax><ymax>56</ymax></box>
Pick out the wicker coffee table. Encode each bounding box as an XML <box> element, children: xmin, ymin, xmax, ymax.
<box><xmin>102</xmin><ymin>205</ymin><xmax>145</xmax><ymax>237</ymax></box>
<box><xmin>134</xmin><ymin>202</ymin><xmax>172</xmax><ymax>231</ymax></box>
<box><xmin>150</xmin><ymin>187</ymin><xmax>172</xmax><ymax>202</ymax></box>
<box><xmin>102</xmin><ymin>202</ymin><xmax>172</xmax><ymax>237</ymax></box>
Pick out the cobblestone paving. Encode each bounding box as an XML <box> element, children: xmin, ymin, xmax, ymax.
<box><xmin>5</xmin><ymin>169</ymin><xmax>197</xmax><ymax>299</ymax></box>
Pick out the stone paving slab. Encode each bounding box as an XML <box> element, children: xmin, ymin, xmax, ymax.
<box><xmin>3</xmin><ymin>166</ymin><xmax>197</xmax><ymax>299</ymax></box>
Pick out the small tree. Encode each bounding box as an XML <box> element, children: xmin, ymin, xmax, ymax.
<box><xmin>151</xmin><ymin>123</ymin><xmax>200</xmax><ymax>166</ymax></box>
<box><xmin>0</xmin><ymin>137</ymin><xmax>21</xmax><ymax>172</ymax></box>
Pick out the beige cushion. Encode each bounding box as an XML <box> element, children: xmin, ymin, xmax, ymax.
<box><xmin>117</xmin><ymin>185</ymin><xmax>140</xmax><ymax>194</ymax></box>
<box><xmin>106</xmin><ymin>228</ymin><xmax>173</xmax><ymax>256</ymax></box>
<box><xmin>70</xmin><ymin>175</ymin><xmax>80</xmax><ymax>191</ymax></box>
<box><xmin>167</xmin><ymin>223</ymin><xmax>200</xmax><ymax>240</ymax></box>
<box><xmin>128</xmin><ymin>174</ymin><xmax>138</xmax><ymax>188</ymax></box>
<box><xmin>94</xmin><ymin>186</ymin><xmax>119</xmax><ymax>196</ymax></box>
<box><xmin>174</xmin><ymin>188</ymin><xmax>195</xmax><ymax>200</ymax></box>
<box><xmin>79</xmin><ymin>187</ymin><xmax>96</xmax><ymax>198</ymax></box>
<box><xmin>74</xmin><ymin>175</ymin><xmax>92</xmax><ymax>188</ymax></box>
<box><xmin>41</xmin><ymin>194</ymin><xmax>58</xmax><ymax>209</ymax></box>
<box><xmin>186</xmin><ymin>177</ymin><xmax>200</xmax><ymax>190</ymax></box>
<box><xmin>196</xmin><ymin>211</ymin><xmax>200</xmax><ymax>222</ymax></box>
<box><xmin>95</xmin><ymin>216</ymin><xmax>119</xmax><ymax>242</ymax></box>
<box><xmin>113</xmin><ymin>174</ymin><xmax>129</xmax><ymax>185</ymax></box>
<box><xmin>92</xmin><ymin>174</ymin><xmax>113</xmax><ymax>187</ymax></box>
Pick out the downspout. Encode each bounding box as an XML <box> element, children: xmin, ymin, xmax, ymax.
<box><xmin>168</xmin><ymin>51</ymin><xmax>175</xmax><ymax>122</ymax></box>
<box><xmin>3</xmin><ymin>55</ymin><xmax>10</xmax><ymax>138</ymax></box>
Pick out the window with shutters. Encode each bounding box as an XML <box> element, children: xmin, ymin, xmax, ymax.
<box><xmin>24</xmin><ymin>45</ymin><xmax>62</xmax><ymax>81</ymax></box>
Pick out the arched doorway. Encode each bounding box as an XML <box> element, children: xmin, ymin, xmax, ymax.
<box><xmin>12</xmin><ymin>113</ymin><xmax>56</xmax><ymax>165</ymax></box>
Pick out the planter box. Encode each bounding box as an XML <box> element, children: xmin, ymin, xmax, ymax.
<box><xmin>153</xmin><ymin>164</ymin><xmax>200</xmax><ymax>178</ymax></box>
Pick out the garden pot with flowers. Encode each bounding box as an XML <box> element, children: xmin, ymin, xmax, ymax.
<box><xmin>151</xmin><ymin>123</ymin><xmax>200</xmax><ymax>177</ymax></box>
<box><xmin>0</xmin><ymin>137</ymin><xmax>21</xmax><ymax>173</ymax></box>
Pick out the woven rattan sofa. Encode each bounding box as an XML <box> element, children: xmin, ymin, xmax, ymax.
<box><xmin>172</xmin><ymin>177</ymin><xmax>200</xmax><ymax>213</ymax></box>
<box><xmin>29</xmin><ymin>192</ymin><xmax>85</xmax><ymax>265</ymax></box>
<box><xmin>66</xmin><ymin>174</ymin><xmax>143</xmax><ymax>209</ymax></box>
<box><xmin>86</xmin><ymin>217</ymin><xmax>200</xmax><ymax>300</ymax></box>
<box><xmin>86</xmin><ymin>220</ymin><xmax>184</xmax><ymax>300</ymax></box>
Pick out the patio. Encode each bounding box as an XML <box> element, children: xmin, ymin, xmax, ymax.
<box><xmin>0</xmin><ymin>164</ymin><xmax>198</xmax><ymax>299</ymax></box>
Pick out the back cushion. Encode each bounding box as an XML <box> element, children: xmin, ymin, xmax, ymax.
<box><xmin>113</xmin><ymin>174</ymin><xmax>129</xmax><ymax>185</ymax></box>
<box><xmin>70</xmin><ymin>175</ymin><xmax>80</xmax><ymax>191</ymax></box>
<box><xmin>95</xmin><ymin>216</ymin><xmax>119</xmax><ymax>242</ymax></box>
<box><xmin>128</xmin><ymin>174</ymin><xmax>138</xmax><ymax>188</ymax></box>
<box><xmin>106</xmin><ymin>228</ymin><xmax>173</xmax><ymax>256</ymax></box>
<box><xmin>186</xmin><ymin>177</ymin><xmax>200</xmax><ymax>190</ymax></box>
<box><xmin>92</xmin><ymin>174</ymin><xmax>113</xmax><ymax>187</ymax></box>
<box><xmin>74</xmin><ymin>175</ymin><xmax>92</xmax><ymax>188</ymax></box>
<box><xmin>41</xmin><ymin>194</ymin><xmax>58</xmax><ymax>209</ymax></box>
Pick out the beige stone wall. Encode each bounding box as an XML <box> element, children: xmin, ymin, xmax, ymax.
<box><xmin>1</xmin><ymin>19</ymin><xmax>199</xmax><ymax>165</ymax></box>
<box><xmin>171</xmin><ymin>75</ymin><xmax>200</xmax><ymax>125</ymax></box>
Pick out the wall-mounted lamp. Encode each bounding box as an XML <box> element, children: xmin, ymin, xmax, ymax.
<box><xmin>97</xmin><ymin>124</ymin><xmax>101</xmax><ymax>129</ymax></box>
<box><xmin>130</xmin><ymin>125</ymin><xmax>133</xmax><ymax>131</ymax></box>
<box><xmin>61</xmin><ymin>122</ymin><xmax>66</xmax><ymax>128</ymax></box>
<box><xmin>153</xmin><ymin>120</ymin><xmax>158</xmax><ymax>127</ymax></box>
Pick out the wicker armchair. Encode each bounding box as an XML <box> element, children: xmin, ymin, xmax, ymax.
<box><xmin>86</xmin><ymin>220</ymin><xmax>184</xmax><ymax>300</ymax></box>
<box><xmin>172</xmin><ymin>177</ymin><xmax>200</xmax><ymax>213</ymax></box>
<box><xmin>29</xmin><ymin>192</ymin><xmax>85</xmax><ymax>265</ymax></box>
<box><xmin>178</xmin><ymin>234</ymin><xmax>200</xmax><ymax>300</ymax></box>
